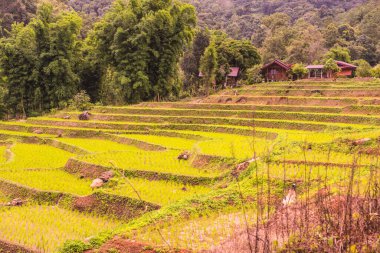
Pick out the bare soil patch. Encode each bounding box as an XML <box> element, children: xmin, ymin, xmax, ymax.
<box><xmin>85</xmin><ymin>236</ymin><xmax>190</xmax><ymax>253</ymax></box>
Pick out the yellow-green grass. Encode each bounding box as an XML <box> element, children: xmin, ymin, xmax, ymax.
<box><xmin>119</xmin><ymin>134</ymin><xmax>198</xmax><ymax>150</ymax></box>
<box><xmin>0</xmin><ymin>205</ymin><xmax>121</xmax><ymax>252</ymax></box>
<box><xmin>0</xmin><ymin>146</ymin><xmax>8</xmax><ymax>164</ymax></box>
<box><xmin>30</xmin><ymin>114</ymin><xmax>375</xmax><ymax>130</ymax></box>
<box><xmin>78</xmin><ymin>150</ymin><xmax>224</xmax><ymax>177</ymax></box>
<box><xmin>58</xmin><ymin>138</ymin><xmax>141</xmax><ymax>153</ymax></box>
<box><xmin>337</xmin><ymin>128</ymin><xmax>380</xmax><ymax>140</ymax></box>
<box><xmin>0</xmin><ymin>143</ymin><xmax>72</xmax><ymax>170</ymax></box>
<box><xmin>106</xmin><ymin>177</ymin><xmax>211</xmax><ymax>205</ymax></box>
<box><xmin>273</xmin><ymin>148</ymin><xmax>378</xmax><ymax>166</ymax></box>
<box><xmin>0</xmin><ymin>169</ymin><xmax>92</xmax><ymax>196</ymax></box>
<box><xmin>146</xmin><ymin>130</ymin><xmax>270</xmax><ymax>159</ymax></box>
<box><xmin>0</xmin><ymin>190</ymin><xmax>8</xmax><ymax>202</ymax></box>
<box><xmin>131</xmin><ymin>103</ymin><xmax>344</xmax><ymax>113</ymax></box>
<box><xmin>260</xmin><ymin>162</ymin><xmax>372</xmax><ymax>196</ymax></box>
<box><xmin>0</xmin><ymin>129</ymin><xmax>54</xmax><ymax>138</ymax></box>
<box><xmin>0</xmin><ymin>121</ymin><xmax>142</xmax><ymax>134</ymax></box>
<box><xmin>83</xmin><ymin>108</ymin><xmax>380</xmax><ymax>126</ymax></box>
<box><xmin>129</xmin><ymin>209</ymin><xmax>257</xmax><ymax>251</ymax></box>
<box><xmin>160</xmin><ymin>130</ymin><xmax>340</xmax><ymax>157</ymax></box>
<box><xmin>164</xmin><ymin>126</ymin><xmax>375</xmax><ymax>145</ymax></box>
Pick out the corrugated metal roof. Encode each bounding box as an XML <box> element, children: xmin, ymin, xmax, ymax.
<box><xmin>336</xmin><ymin>61</ymin><xmax>357</xmax><ymax>69</ymax></box>
<box><xmin>262</xmin><ymin>59</ymin><xmax>292</xmax><ymax>71</ymax></box>
<box><xmin>306</xmin><ymin>65</ymin><xmax>324</xmax><ymax>69</ymax></box>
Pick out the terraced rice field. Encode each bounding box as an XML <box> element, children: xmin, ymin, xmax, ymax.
<box><xmin>0</xmin><ymin>80</ymin><xmax>379</xmax><ymax>252</ymax></box>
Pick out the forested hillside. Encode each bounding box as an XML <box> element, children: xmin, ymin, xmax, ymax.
<box><xmin>2</xmin><ymin>0</ymin><xmax>379</xmax><ymax>63</ymax></box>
<box><xmin>1</xmin><ymin>0</ymin><xmax>380</xmax><ymax>117</ymax></box>
<box><xmin>182</xmin><ymin>0</ymin><xmax>368</xmax><ymax>38</ymax></box>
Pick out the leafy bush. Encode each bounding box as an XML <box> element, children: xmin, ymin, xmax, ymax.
<box><xmin>246</xmin><ymin>65</ymin><xmax>263</xmax><ymax>84</ymax></box>
<box><xmin>291</xmin><ymin>63</ymin><xmax>308</xmax><ymax>80</ymax></box>
<box><xmin>353</xmin><ymin>59</ymin><xmax>372</xmax><ymax>77</ymax></box>
<box><xmin>59</xmin><ymin>240</ymin><xmax>90</xmax><ymax>253</ymax></box>
<box><xmin>71</xmin><ymin>90</ymin><xmax>92</xmax><ymax>111</ymax></box>
<box><xmin>324</xmin><ymin>58</ymin><xmax>341</xmax><ymax>77</ymax></box>
<box><xmin>371</xmin><ymin>64</ymin><xmax>380</xmax><ymax>78</ymax></box>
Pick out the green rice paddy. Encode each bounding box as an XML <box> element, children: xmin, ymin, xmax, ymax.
<box><xmin>0</xmin><ymin>80</ymin><xmax>379</xmax><ymax>252</ymax></box>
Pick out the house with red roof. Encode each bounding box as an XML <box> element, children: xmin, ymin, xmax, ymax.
<box><xmin>306</xmin><ymin>61</ymin><xmax>357</xmax><ymax>79</ymax></box>
<box><xmin>225</xmin><ymin>67</ymin><xmax>240</xmax><ymax>87</ymax></box>
<box><xmin>261</xmin><ymin>59</ymin><xmax>292</xmax><ymax>82</ymax></box>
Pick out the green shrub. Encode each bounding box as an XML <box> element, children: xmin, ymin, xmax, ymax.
<box><xmin>246</xmin><ymin>65</ymin><xmax>263</xmax><ymax>84</ymax></box>
<box><xmin>371</xmin><ymin>64</ymin><xmax>380</xmax><ymax>78</ymax></box>
<box><xmin>59</xmin><ymin>240</ymin><xmax>90</xmax><ymax>253</ymax></box>
<box><xmin>70</xmin><ymin>90</ymin><xmax>92</xmax><ymax>111</ymax></box>
<box><xmin>291</xmin><ymin>63</ymin><xmax>308</xmax><ymax>80</ymax></box>
<box><xmin>353</xmin><ymin>59</ymin><xmax>371</xmax><ymax>77</ymax></box>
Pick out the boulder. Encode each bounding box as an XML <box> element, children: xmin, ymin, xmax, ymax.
<box><xmin>231</xmin><ymin>157</ymin><xmax>259</xmax><ymax>177</ymax></box>
<box><xmin>225</xmin><ymin>97</ymin><xmax>233</xmax><ymax>103</ymax></box>
<box><xmin>90</xmin><ymin>178</ymin><xmax>104</xmax><ymax>189</ymax></box>
<box><xmin>6</xmin><ymin>198</ymin><xmax>24</xmax><ymax>206</ymax></box>
<box><xmin>79</xmin><ymin>111</ymin><xmax>91</xmax><ymax>121</ymax></box>
<box><xmin>353</xmin><ymin>138</ymin><xmax>371</xmax><ymax>146</ymax></box>
<box><xmin>99</xmin><ymin>170</ymin><xmax>114</xmax><ymax>182</ymax></box>
<box><xmin>178</xmin><ymin>151</ymin><xmax>190</xmax><ymax>161</ymax></box>
<box><xmin>232</xmin><ymin>161</ymin><xmax>250</xmax><ymax>177</ymax></box>
<box><xmin>63</xmin><ymin>115</ymin><xmax>71</xmax><ymax>120</ymax></box>
<box><xmin>33</xmin><ymin>129</ymin><xmax>43</xmax><ymax>134</ymax></box>
<box><xmin>236</xmin><ymin>97</ymin><xmax>248</xmax><ymax>104</ymax></box>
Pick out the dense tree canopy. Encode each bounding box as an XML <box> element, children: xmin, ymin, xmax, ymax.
<box><xmin>89</xmin><ymin>0</ymin><xmax>197</xmax><ymax>104</ymax></box>
<box><xmin>0</xmin><ymin>4</ymin><xmax>82</xmax><ymax>117</ymax></box>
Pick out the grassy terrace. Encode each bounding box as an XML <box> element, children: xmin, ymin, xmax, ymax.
<box><xmin>0</xmin><ymin>169</ymin><xmax>92</xmax><ymax>196</ymax></box>
<box><xmin>25</xmin><ymin>115</ymin><xmax>376</xmax><ymax>132</ymax></box>
<box><xmin>58</xmin><ymin>138</ymin><xmax>142</xmax><ymax>153</ymax></box>
<box><xmin>227</xmin><ymin>89</ymin><xmax>380</xmax><ymax>97</ymax></box>
<box><xmin>94</xmin><ymin>104</ymin><xmax>345</xmax><ymax>113</ymax></box>
<box><xmin>0</xmin><ymin>80</ymin><xmax>379</xmax><ymax>252</ymax></box>
<box><xmin>0</xmin><ymin>205</ymin><xmax>121</xmax><ymax>252</ymax></box>
<box><xmin>0</xmin><ymin>144</ymin><xmax>73</xmax><ymax>170</ymax></box>
<box><xmin>77</xmin><ymin>150</ymin><xmax>227</xmax><ymax>178</ymax></box>
<box><xmin>58</xmin><ymin>110</ymin><xmax>380</xmax><ymax>126</ymax></box>
<box><xmin>105</xmin><ymin>177</ymin><xmax>211</xmax><ymax>206</ymax></box>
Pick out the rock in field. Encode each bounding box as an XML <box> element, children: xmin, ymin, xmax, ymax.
<box><xmin>353</xmin><ymin>138</ymin><xmax>371</xmax><ymax>146</ymax></box>
<box><xmin>33</xmin><ymin>129</ymin><xmax>43</xmax><ymax>134</ymax></box>
<box><xmin>79</xmin><ymin>111</ymin><xmax>91</xmax><ymax>121</ymax></box>
<box><xmin>6</xmin><ymin>198</ymin><xmax>24</xmax><ymax>206</ymax></box>
<box><xmin>178</xmin><ymin>151</ymin><xmax>190</xmax><ymax>161</ymax></box>
<box><xmin>90</xmin><ymin>178</ymin><xmax>104</xmax><ymax>189</ymax></box>
<box><xmin>99</xmin><ymin>170</ymin><xmax>114</xmax><ymax>182</ymax></box>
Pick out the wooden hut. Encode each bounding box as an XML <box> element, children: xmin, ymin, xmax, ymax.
<box><xmin>261</xmin><ymin>59</ymin><xmax>292</xmax><ymax>82</ymax></box>
<box><xmin>199</xmin><ymin>67</ymin><xmax>240</xmax><ymax>87</ymax></box>
<box><xmin>225</xmin><ymin>67</ymin><xmax>240</xmax><ymax>87</ymax></box>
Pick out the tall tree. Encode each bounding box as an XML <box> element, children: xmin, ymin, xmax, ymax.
<box><xmin>325</xmin><ymin>46</ymin><xmax>352</xmax><ymax>62</ymax></box>
<box><xmin>181</xmin><ymin>29</ymin><xmax>211</xmax><ymax>94</ymax></box>
<box><xmin>199</xmin><ymin>40</ymin><xmax>217</xmax><ymax>96</ymax></box>
<box><xmin>0</xmin><ymin>3</ymin><xmax>82</xmax><ymax>116</ymax></box>
<box><xmin>0</xmin><ymin>23</ymin><xmax>37</xmax><ymax>117</ymax></box>
<box><xmin>90</xmin><ymin>0</ymin><xmax>196</xmax><ymax>104</ymax></box>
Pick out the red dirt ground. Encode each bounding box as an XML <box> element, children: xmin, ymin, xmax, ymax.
<box><xmin>85</xmin><ymin>236</ymin><xmax>190</xmax><ymax>253</ymax></box>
